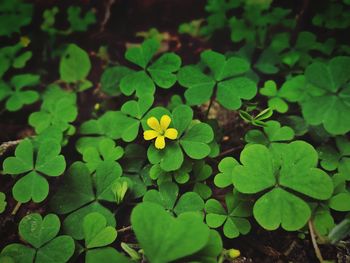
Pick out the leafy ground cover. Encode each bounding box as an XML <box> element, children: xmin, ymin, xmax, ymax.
<box><xmin>1</xmin><ymin>0</ymin><xmax>350</xmax><ymax>262</ymax></box>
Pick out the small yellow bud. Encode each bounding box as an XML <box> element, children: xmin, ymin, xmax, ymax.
<box><xmin>94</xmin><ymin>103</ymin><xmax>100</xmax><ymax>111</ymax></box>
<box><xmin>20</xmin><ymin>36</ymin><xmax>31</xmax><ymax>47</ymax></box>
<box><xmin>227</xmin><ymin>248</ymin><xmax>240</xmax><ymax>259</ymax></box>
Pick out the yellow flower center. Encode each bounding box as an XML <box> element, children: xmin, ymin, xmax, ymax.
<box><xmin>143</xmin><ymin>115</ymin><xmax>178</xmax><ymax>149</ymax></box>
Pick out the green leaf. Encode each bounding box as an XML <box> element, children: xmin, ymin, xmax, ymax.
<box><xmin>305</xmin><ymin>57</ymin><xmax>350</xmax><ymax>93</ymax></box>
<box><xmin>143</xmin><ymin>182</ymin><xmax>178</xmax><ymax>210</ymax></box>
<box><xmin>173</xmin><ymin>192</ymin><xmax>204</xmax><ymax>215</ymax></box>
<box><xmin>201</xmin><ymin>50</ymin><xmax>250</xmax><ymax>81</ymax></box>
<box><xmin>101</xmin><ymin>66</ymin><xmax>133</xmax><ymax>96</ymax></box>
<box><xmin>185</xmin><ymin>230</ymin><xmax>223</xmax><ymax>263</ymax></box>
<box><xmin>279</xmin><ymin>75</ymin><xmax>309</xmax><ymax>102</ymax></box>
<box><xmin>171</xmin><ymin>105</ymin><xmax>193</xmax><ymax>136</ymax></box>
<box><xmin>264</xmin><ymin>120</ymin><xmax>295</xmax><ymax>142</ymax></box>
<box><xmin>35</xmin><ymin>236</ymin><xmax>75</xmax><ymax>263</ymax></box>
<box><xmin>302</xmin><ymin>57</ymin><xmax>350</xmax><ymax>134</ymax></box>
<box><xmin>131</xmin><ymin>202</ymin><xmax>210</xmax><ymax>263</ymax></box>
<box><xmin>19</xmin><ymin>213</ymin><xmax>60</xmax><ymax>248</ymax></box>
<box><xmin>329</xmin><ymin>193</ymin><xmax>350</xmax><ymax>211</ymax></box>
<box><xmin>63</xmin><ymin>202</ymin><xmax>116</xmax><ymax>240</ymax></box>
<box><xmin>148</xmin><ymin>53</ymin><xmax>181</xmax><ymax>88</ymax></box>
<box><xmin>214</xmin><ymin>157</ymin><xmax>238</xmax><ymax>188</ymax></box>
<box><xmin>120</xmin><ymin>71</ymin><xmax>155</xmax><ymax>97</ymax></box>
<box><xmin>50</xmin><ymin>162</ymin><xmax>95</xmax><ymax>214</ymax></box>
<box><xmin>205</xmin><ymin>193</ymin><xmax>251</xmax><ymax>238</ymax></box>
<box><xmin>178</xmin><ymin>66</ymin><xmax>215</xmax><ymax>105</ymax></box>
<box><xmin>233</xmin><ymin>144</ymin><xmax>276</xmax><ymax>193</ymax></box>
<box><xmin>121</xmin><ymin>95</ymin><xmax>154</xmax><ymax>119</ymax></box>
<box><xmin>85</xmin><ymin>248</ymin><xmax>132</xmax><ymax>263</ymax></box>
<box><xmin>12</xmin><ymin>171</ymin><xmax>49</xmax><ymax>203</ymax></box>
<box><xmin>95</xmin><ymin>161</ymin><xmax>123</xmax><ymax>201</ymax></box>
<box><xmin>254</xmin><ymin>188</ymin><xmax>311</xmax><ymax>231</ymax></box>
<box><xmin>67</xmin><ymin>6</ymin><xmax>96</xmax><ymax>32</ymax></box>
<box><xmin>35</xmin><ymin>141</ymin><xmax>66</xmax><ymax>176</ymax></box>
<box><xmin>11</xmin><ymin>74</ymin><xmax>39</xmax><ymax>90</ymax></box>
<box><xmin>60</xmin><ymin>44</ymin><xmax>91</xmax><ymax>83</ymax></box>
<box><xmin>0</xmin><ymin>192</ymin><xmax>6</xmax><ymax>213</ymax></box>
<box><xmin>125</xmin><ymin>39</ymin><xmax>160</xmax><ymax>69</ymax></box>
<box><xmin>180</xmin><ymin>123</ymin><xmax>214</xmax><ymax>159</ymax></box>
<box><xmin>232</xmin><ymin>141</ymin><xmax>333</xmax><ymax>231</ymax></box>
<box><xmin>260</xmin><ymin>80</ymin><xmax>277</xmax><ymax>96</ymax></box>
<box><xmin>1</xmin><ymin>244</ymin><xmax>35</xmax><ymax>263</ymax></box>
<box><xmin>216</xmin><ymin>77</ymin><xmax>257</xmax><ymax>110</ymax></box>
<box><xmin>147</xmin><ymin>142</ymin><xmax>184</xmax><ymax>171</ymax></box>
<box><xmin>313</xmin><ymin>206</ymin><xmax>334</xmax><ymax>236</ymax></box>
<box><xmin>83</xmin><ymin>212</ymin><xmax>117</xmax><ymax>249</ymax></box>
<box><xmin>3</xmin><ymin>139</ymin><xmax>33</xmax><ymax>174</ymax></box>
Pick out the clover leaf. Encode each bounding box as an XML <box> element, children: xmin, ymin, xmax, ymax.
<box><xmin>178</xmin><ymin>50</ymin><xmax>257</xmax><ymax>110</ymax></box>
<box><xmin>83</xmin><ymin>138</ymin><xmax>123</xmax><ymax>173</ymax></box>
<box><xmin>85</xmin><ymin>247</ymin><xmax>132</xmax><ymax>263</ymax></box>
<box><xmin>59</xmin><ymin>44</ymin><xmax>92</xmax><ymax>90</ymax></box>
<box><xmin>29</xmin><ymin>85</ymin><xmax>77</xmax><ymax>134</ymax></box>
<box><xmin>214</xmin><ymin>157</ymin><xmax>238</xmax><ymax>188</ymax></box>
<box><xmin>312</xmin><ymin>206</ymin><xmax>335</xmax><ymax>236</ymax></box>
<box><xmin>0</xmin><ymin>0</ymin><xmax>33</xmax><ymax>37</ymax></box>
<box><xmin>245</xmin><ymin>120</ymin><xmax>295</xmax><ymax>146</ymax></box>
<box><xmin>0</xmin><ymin>41</ymin><xmax>32</xmax><ymax>77</ymax></box>
<box><xmin>259</xmin><ymin>80</ymin><xmax>289</xmax><ymax>113</ymax></box>
<box><xmin>120</xmin><ymin>39</ymin><xmax>181</xmax><ymax>96</ymax></box>
<box><xmin>0</xmin><ymin>74</ymin><xmax>40</xmax><ymax>111</ymax></box>
<box><xmin>2</xmin><ymin>139</ymin><xmax>66</xmax><ymax>203</ymax></box>
<box><xmin>149</xmin><ymin>159</ymin><xmax>192</xmax><ymax>185</ymax></box>
<box><xmin>0</xmin><ymin>192</ymin><xmax>6</xmax><ymax>213</ymax></box>
<box><xmin>232</xmin><ymin>141</ymin><xmax>333</xmax><ymax>231</ymax></box>
<box><xmin>131</xmin><ymin>202</ymin><xmax>212</xmax><ymax>263</ymax></box>
<box><xmin>302</xmin><ymin>56</ymin><xmax>350</xmax><ymax>135</ymax></box>
<box><xmin>83</xmin><ymin>212</ymin><xmax>117</xmax><ymax>249</ymax></box>
<box><xmin>50</xmin><ymin>162</ymin><xmax>117</xmax><ymax>239</ymax></box>
<box><xmin>100</xmin><ymin>66</ymin><xmax>133</xmax><ymax>96</ymax></box>
<box><xmin>1</xmin><ymin>213</ymin><xmax>74</xmax><ymax>263</ymax></box>
<box><xmin>79</xmin><ymin>95</ymin><xmax>154</xmax><ymax>146</ymax></box>
<box><xmin>205</xmin><ymin>192</ymin><xmax>252</xmax><ymax>238</ymax></box>
<box><xmin>191</xmin><ymin>161</ymin><xmax>213</xmax><ymax>199</ymax></box>
<box><xmin>146</xmin><ymin>105</ymin><xmax>214</xmax><ymax>171</ymax></box>
<box><xmin>120</xmin><ymin>144</ymin><xmax>152</xmax><ymax>199</ymax></box>
<box><xmin>318</xmin><ymin>136</ymin><xmax>350</xmax><ymax>177</ymax></box>
<box><xmin>143</xmin><ymin>182</ymin><xmax>204</xmax><ymax>216</ymax></box>
<box><xmin>67</xmin><ymin>6</ymin><xmax>96</xmax><ymax>32</ymax></box>
<box><xmin>328</xmin><ymin>173</ymin><xmax>350</xmax><ymax>212</ymax></box>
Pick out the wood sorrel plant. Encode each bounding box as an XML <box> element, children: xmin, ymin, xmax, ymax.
<box><xmin>2</xmin><ymin>0</ymin><xmax>350</xmax><ymax>262</ymax></box>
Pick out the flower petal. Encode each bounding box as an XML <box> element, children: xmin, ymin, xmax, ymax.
<box><xmin>147</xmin><ymin>117</ymin><xmax>162</xmax><ymax>132</ymax></box>
<box><xmin>160</xmin><ymin>115</ymin><xmax>171</xmax><ymax>130</ymax></box>
<box><xmin>144</xmin><ymin>130</ymin><xmax>159</xmax><ymax>140</ymax></box>
<box><xmin>164</xmin><ymin>128</ymin><xmax>178</xmax><ymax>140</ymax></box>
<box><xmin>155</xmin><ymin>136</ymin><xmax>165</xmax><ymax>149</ymax></box>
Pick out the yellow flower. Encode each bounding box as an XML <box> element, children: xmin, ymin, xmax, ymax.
<box><xmin>143</xmin><ymin>115</ymin><xmax>178</xmax><ymax>149</ymax></box>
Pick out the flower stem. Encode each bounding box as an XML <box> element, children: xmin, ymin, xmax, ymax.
<box><xmin>308</xmin><ymin>220</ymin><xmax>324</xmax><ymax>263</ymax></box>
<box><xmin>11</xmin><ymin>202</ymin><xmax>22</xmax><ymax>215</ymax></box>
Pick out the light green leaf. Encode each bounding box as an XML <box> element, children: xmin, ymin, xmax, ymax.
<box><xmin>131</xmin><ymin>202</ymin><xmax>210</xmax><ymax>263</ymax></box>
<box><xmin>35</xmin><ymin>236</ymin><xmax>75</xmax><ymax>263</ymax></box>
<box><xmin>253</xmin><ymin>188</ymin><xmax>311</xmax><ymax>231</ymax></box>
<box><xmin>12</xmin><ymin>171</ymin><xmax>49</xmax><ymax>203</ymax></box>
<box><xmin>19</xmin><ymin>213</ymin><xmax>60</xmax><ymax>248</ymax></box>
<box><xmin>60</xmin><ymin>44</ymin><xmax>91</xmax><ymax>82</ymax></box>
<box><xmin>125</xmin><ymin>39</ymin><xmax>160</xmax><ymax>69</ymax></box>
<box><xmin>3</xmin><ymin>139</ymin><xmax>33</xmax><ymax>174</ymax></box>
<box><xmin>83</xmin><ymin>212</ymin><xmax>117</xmax><ymax>249</ymax></box>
